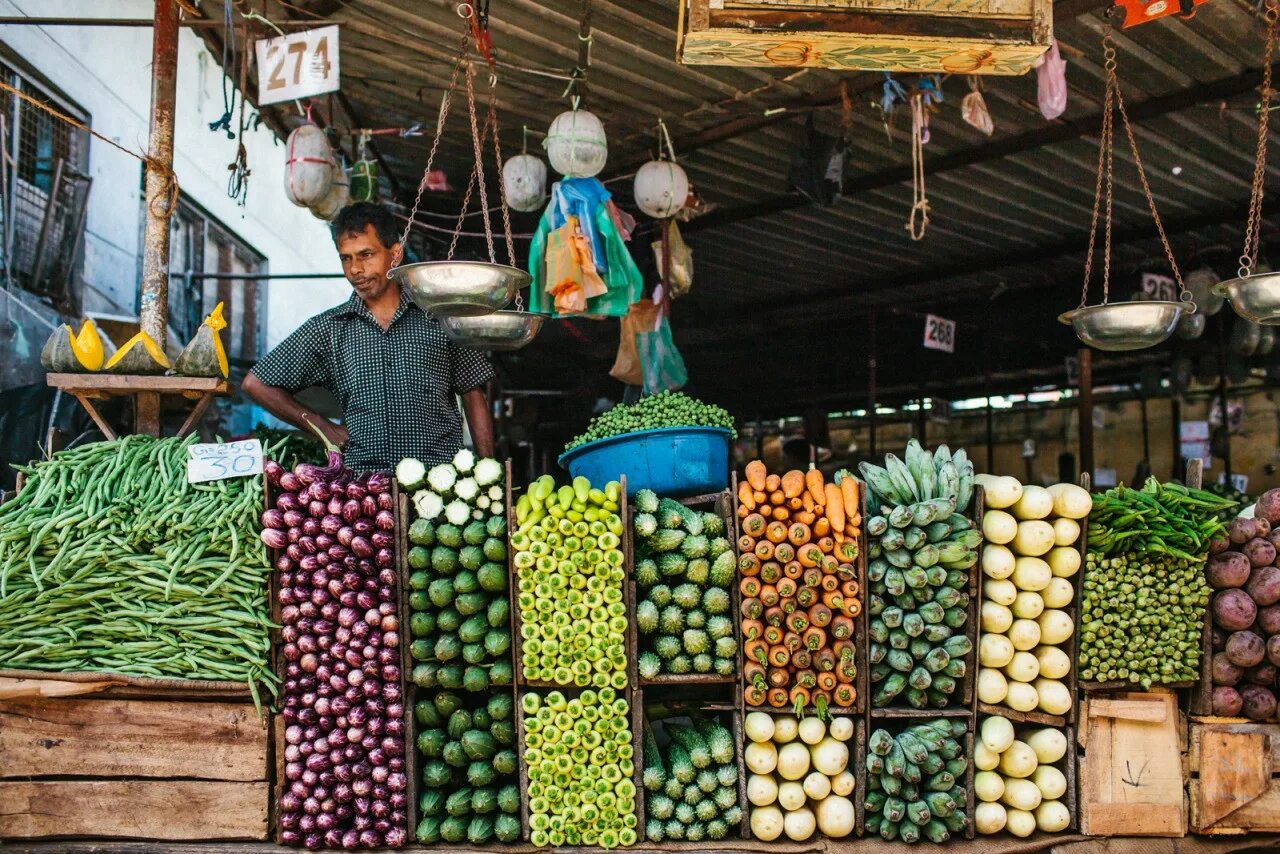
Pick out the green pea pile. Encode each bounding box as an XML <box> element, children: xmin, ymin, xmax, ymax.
<box><xmin>565</xmin><ymin>392</ymin><xmax>735</xmax><ymax>452</ymax></box>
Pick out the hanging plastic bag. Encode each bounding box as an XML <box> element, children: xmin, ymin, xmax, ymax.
<box><xmin>638</xmin><ymin>314</ymin><xmax>687</xmax><ymax>394</ymax></box>
<box><xmin>609</xmin><ymin>299</ymin><xmax>662</xmax><ymax>386</ymax></box>
<box><xmin>961</xmin><ymin>78</ymin><xmax>994</xmax><ymax>136</ymax></box>
<box><xmin>1037</xmin><ymin>40</ymin><xmax>1068</xmax><ymax>121</ymax></box>
<box><xmin>652</xmin><ymin>220</ymin><xmax>693</xmax><ymax>298</ymax></box>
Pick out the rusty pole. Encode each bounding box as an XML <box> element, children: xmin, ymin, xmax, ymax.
<box><xmin>1078</xmin><ymin>347</ymin><xmax>1094</xmax><ymax>482</ymax></box>
<box><xmin>136</xmin><ymin>0</ymin><xmax>179</xmax><ymax>435</ymax></box>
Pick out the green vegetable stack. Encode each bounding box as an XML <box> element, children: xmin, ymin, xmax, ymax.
<box><xmin>511</xmin><ymin>475</ymin><xmax>629</xmax><ymax>688</ymax></box>
<box><xmin>861</xmin><ymin>441</ymin><xmax>977</xmax><ymax>708</ymax></box>
<box><xmin>632</xmin><ymin>490</ymin><xmax>738</xmax><ymax>680</ymax></box>
<box><xmin>641</xmin><ymin>715</ymin><xmax>742</xmax><ymax>842</ymax></box>
<box><xmin>865</xmin><ymin>720</ymin><xmax>970</xmax><ymax>843</ymax></box>
<box><xmin>1080</xmin><ymin>478</ymin><xmax>1230</xmax><ymax>688</ymax></box>
<box><xmin>565</xmin><ymin>391</ymin><xmax>735</xmax><ymax>452</ymax></box>
<box><xmin>399</xmin><ymin>450</ymin><xmax>512</xmax><ymax>694</ymax></box>
<box><xmin>0</xmin><ymin>435</ymin><xmax>277</xmax><ymax>707</ymax></box>
<box><xmin>414</xmin><ymin>689</ymin><xmax>522</xmax><ymax>845</ymax></box>
<box><xmin>522</xmin><ymin>689</ymin><xmax>638</xmax><ymax>848</ymax></box>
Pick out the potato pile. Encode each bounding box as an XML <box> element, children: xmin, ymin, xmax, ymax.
<box><xmin>976</xmin><ymin>478</ymin><xmax>1087</xmax><ymax>717</ymax></box>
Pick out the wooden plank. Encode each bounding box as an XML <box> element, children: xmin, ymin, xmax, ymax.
<box><xmin>1194</xmin><ymin>730</ymin><xmax>1271</xmax><ymax>831</ymax></box>
<box><xmin>0</xmin><ymin>698</ymin><xmax>267</xmax><ymax>781</ymax></box>
<box><xmin>45</xmin><ymin>373</ymin><xmax>230</xmax><ymax>393</ymax></box>
<box><xmin>1081</xmin><ymin>692</ymin><xmax>1185</xmax><ymax>837</ymax></box>
<box><xmin>1190</xmin><ymin>720</ymin><xmax>1280</xmax><ymax>774</ymax></box>
<box><xmin>1085</xmin><ymin>802</ymin><xmax>1185</xmax><ymax>837</ymax></box>
<box><xmin>733</xmin><ymin>0</ymin><xmax>1035</xmax><ymax>15</ymax></box>
<box><xmin>0</xmin><ymin>669</ymin><xmax>247</xmax><ymax>698</ymax></box>
<box><xmin>1089</xmin><ymin>698</ymin><xmax>1170</xmax><ymax>723</ymax></box>
<box><xmin>708</xmin><ymin>8</ymin><xmax>1035</xmax><ymax>39</ymax></box>
<box><xmin>1191</xmin><ymin>778</ymin><xmax>1280</xmax><ymax>835</ymax></box>
<box><xmin>0</xmin><ymin>780</ymin><xmax>268</xmax><ymax>840</ymax></box>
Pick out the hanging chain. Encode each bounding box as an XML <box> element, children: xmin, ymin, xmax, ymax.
<box><xmin>451</xmin><ymin>62</ymin><xmax>498</xmax><ymax>263</ymax></box>
<box><xmin>486</xmin><ymin>77</ymin><xmax>519</xmax><ymax>271</ymax></box>
<box><xmin>906</xmin><ymin>93</ymin><xmax>930</xmax><ymax>241</ymax></box>
<box><xmin>1081</xmin><ymin>18</ymin><xmax>1187</xmax><ymax>307</ymax></box>
<box><xmin>1241</xmin><ymin>0</ymin><xmax>1280</xmax><ymax>278</ymax></box>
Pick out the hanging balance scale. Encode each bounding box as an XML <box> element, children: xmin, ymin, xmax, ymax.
<box><xmin>1059</xmin><ymin>17</ymin><xmax>1194</xmax><ymax>350</ymax></box>
<box><xmin>387</xmin><ymin>10</ymin><xmax>543</xmax><ymax>350</ymax></box>
<box><xmin>1214</xmin><ymin>1</ymin><xmax>1280</xmax><ymax>325</ymax></box>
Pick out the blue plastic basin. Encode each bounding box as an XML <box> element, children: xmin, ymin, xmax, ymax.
<box><xmin>557</xmin><ymin>427</ymin><xmax>732</xmax><ymax>497</ymax></box>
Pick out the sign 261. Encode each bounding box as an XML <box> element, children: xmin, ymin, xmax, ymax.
<box><xmin>255</xmin><ymin>25</ymin><xmax>340</xmax><ymax>106</ymax></box>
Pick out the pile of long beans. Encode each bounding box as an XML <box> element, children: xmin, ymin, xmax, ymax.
<box><xmin>1087</xmin><ymin>478</ymin><xmax>1234</xmax><ymax>561</ymax></box>
<box><xmin>0</xmin><ymin>435</ymin><xmax>278</xmax><ymax>708</ymax></box>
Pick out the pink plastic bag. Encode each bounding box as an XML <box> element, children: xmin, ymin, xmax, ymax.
<box><xmin>1037</xmin><ymin>40</ymin><xmax>1067</xmax><ymax>121</ymax></box>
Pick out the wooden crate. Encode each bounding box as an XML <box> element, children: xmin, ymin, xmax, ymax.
<box><xmin>1079</xmin><ymin>691</ymin><xmax>1186</xmax><ymax>837</ymax></box>
<box><xmin>0</xmin><ymin>693</ymin><xmax>270</xmax><ymax>841</ymax></box>
<box><xmin>1189</xmin><ymin>718</ymin><xmax>1280</xmax><ymax>835</ymax></box>
<box><xmin>676</xmin><ymin>0</ymin><xmax>1051</xmax><ymax>75</ymax></box>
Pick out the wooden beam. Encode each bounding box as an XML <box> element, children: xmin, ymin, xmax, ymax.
<box><xmin>685</xmin><ymin>57</ymin><xmax>1280</xmax><ymax>234</ymax></box>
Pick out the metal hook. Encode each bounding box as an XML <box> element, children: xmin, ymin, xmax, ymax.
<box><xmin>456</xmin><ymin>3</ymin><xmax>474</xmax><ymax>19</ymax></box>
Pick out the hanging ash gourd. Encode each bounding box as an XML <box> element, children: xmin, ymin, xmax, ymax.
<box><xmin>633</xmin><ymin>120</ymin><xmax>689</xmax><ymax>220</ymax></box>
<box><xmin>1058</xmin><ymin>12</ymin><xmax>1194</xmax><ymax>351</ymax></box>
<box><xmin>386</xmin><ymin>5</ymin><xmax>542</xmax><ymax>351</ymax></box>
<box><xmin>283</xmin><ymin>118</ymin><xmax>335</xmax><ymax>208</ymax></box>
<box><xmin>501</xmin><ymin>126</ymin><xmax>547</xmax><ymax>213</ymax></box>
<box><xmin>1214</xmin><ymin>0</ymin><xmax>1280</xmax><ymax>325</ymax></box>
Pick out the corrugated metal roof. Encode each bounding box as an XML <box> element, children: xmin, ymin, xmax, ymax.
<box><xmin>201</xmin><ymin>0</ymin><xmax>1280</xmax><ymax>422</ymax></box>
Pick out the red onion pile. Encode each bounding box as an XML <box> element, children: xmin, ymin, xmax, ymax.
<box><xmin>261</xmin><ymin>452</ymin><xmax>408</xmax><ymax>849</ymax></box>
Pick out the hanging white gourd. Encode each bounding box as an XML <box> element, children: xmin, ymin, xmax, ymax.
<box><xmin>503</xmin><ymin>127</ymin><xmax>547</xmax><ymax>212</ymax></box>
<box><xmin>311</xmin><ymin>159</ymin><xmax>350</xmax><ymax>221</ymax></box>
<box><xmin>545</xmin><ymin>108</ymin><xmax>607</xmax><ymax>178</ymax></box>
<box><xmin>634</xmin><ymin>119</ymin><xmax>689</xmax><ymax>219</ymax></box>
<box><xmin>283</xmin><ymin>121</ymin><xmax>334</xmax><ymax>207</ymax></box>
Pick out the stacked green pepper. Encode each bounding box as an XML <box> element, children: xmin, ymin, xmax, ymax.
<box><xmin>865</xmin><ymin>720</ymin><xmax>970</xmax><ymax>843</ymax></box>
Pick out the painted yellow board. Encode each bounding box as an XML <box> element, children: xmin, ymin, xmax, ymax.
<box><xmin>728</xmin><ymin>0</ymin><xmax>1036</xmax><ymax>18</ymax></box>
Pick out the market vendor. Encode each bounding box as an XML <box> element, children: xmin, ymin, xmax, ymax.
<box><xmin>243</xmin><ymin>202</ymin><xmax>496</xmax><ymax>472</ymax></box>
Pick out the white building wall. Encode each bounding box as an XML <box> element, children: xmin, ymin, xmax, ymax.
<box><xmin>1</xmin><ymin>0</ymin><xmax>351</xmax><ymax>353</ymax></box>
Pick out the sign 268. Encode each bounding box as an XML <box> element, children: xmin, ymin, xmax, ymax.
<box><xmin>923</xmin><ymin>314</ymin><xmax>956</xmax><ymax>353</ymax></box>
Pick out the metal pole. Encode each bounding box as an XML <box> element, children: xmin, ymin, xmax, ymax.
<box><xmin>1215</xmin><ymin>313</ymin><xmax>1233</xmax><ymax>478</ymax></box>
<box><xmin>136</xmin><ymin>0</ymin><xmax>179</xmax><ymax>435</ymax></box>
<box><xmin>1170</xmin><ymin>393</ymin><xmax>1182</xmax><ymax>481</ymax></box>
<box><xmin>984</xmin><ymin>344</ymin><xmax>994</xmax><ymax>472</ymax></box>
<box><xmin>868</xmin><ymin>308</ymin><xmax>878</xmax><ymax>460</ymax></box>
<box><xmin>1078</xmin><ymin>347</ymin><xmax>1094</xmax><ymax>483</ymax></box>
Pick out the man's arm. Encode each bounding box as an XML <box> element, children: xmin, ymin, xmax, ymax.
<box><xmin>462</xmin><ymin>388</ymin><xmax>495</xmax><ymax>459</ymax></box>
<box><xmin>243</xmin><ymin>373</ymin><xmax>348</xmax><ymax>448</ymax></box>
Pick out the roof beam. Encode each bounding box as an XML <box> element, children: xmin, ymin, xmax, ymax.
<box><xmin>684</xmin><ymin>56</ymin><xmax>1280</xmax><ymax>234</ymax></box>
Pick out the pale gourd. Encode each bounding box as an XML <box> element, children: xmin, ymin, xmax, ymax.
<box><xmin>828</xmin><ymin>717</ymin><xmax>854</xmax><ymax>742</ymax></box>
<box><xmin>1041</xmin><ymin>577</ymin><xmax>1074</xmax><ymax>609</ymax></box>
<box><xmin>1013</xmin><ymin>521</ymin><xmax>1056</xmax><ymax>557</ymax></box>
<box><xmin>747</xmin><ymin>774</ymin><xmax>777</xmax><ymax>806</ymax></box>
<box><xmin>783</xmin><ymin>806</ymin><xmax>816</xmax><ymax>841</ymax></box>
<box><xmin>1004</xmin><ymin>651</ymin><xmax>1041</xmax><ymax>683</ymax></box>
<box><xmin>1032</xmin><ymin>765</ymin><xmax>1068</xmax><ymax>801</ymax></box>
<box><xmin>1035</xmin><ymin>800</ymin><xmax>1071</xmax><ymax>833</ymax></box>
<box><xmin>983</xmin><ymin>510</ymin><xmax>1018</xmax><ymax>544</ymax></box>
<box><xmin>977</xmin><ymin>667</ymin><xmax>1010</xmax><ymax>704</ymax></box>
<box><xmin>745</xmin><ymin>741</ymin><xmax>778</xmax><ymax>774</ymax></box>
<box><xmin>777</xmin><ymin>781</ymin><xmax>807</xmax><ymax>811</ymax></box>
<box><xmin>981</xmin><ymin>601</ymin><xmax>1014</xmax><ymax>634</ymax></box>
<box><xmin>1005</xmin><ymin>681</ymin><xmax>1039</xmax><ymax>712</ymax></box>
<box><xmin>1035</xmin><ymin>678</ymin><xmax>1073</xmax><ymax>715</ymax></box>
<box><xmin>1034</xmin><ymin>645</ymin><xmax>1072</xmax><ymax>680</ymax></box>
<box><xmin>745</xmin><ymin>712</ymin><xmax>775</xmax><ymax>743</ymax></box>
<box><xmin>1012</xmin><ymin>485</ymin><xmax>1054</xmax><ymax>520</ymax></box>
<box><xmin>1006</xmin><ymin>808</ymin><xmax>1038</xmax><ymax>838</ymax></box>
<box><xmin>1052</xmin><ymin>517</ymin><xmax>1081</xmax><ymax>546</ymax></box>
<box><xmin>974</xmin><ymin>801</ymin><xmax>1008</xmax><ymax>835</ymax></box>
<box><xmin>980</xmin><ymin>716</ymin><xmax>1016</xmax><ymax>753</ymax></box>
<box><xmin>983</xmin><ymin>544</ymin><xmax>1016</xmax><ymax>580</ymax></box>
<box><xmin>1002</xmin><ymin>777</ymin><xmax>1043</xmax><ymax>812</ymax></box>
<box><xmin>984</xmin><ymin>578</ymin><xmax>1017</xmax><ymax>607</ymax></box>
<box><xmin>1008</xmin><ymin>618</ymin><xmax>1042</xmax><ymax>651</ymax></box>
<box><xmin>974</xmin><ymin>740</ymin><xmax>1001</xmax><ymax>772</ymax></box>
<box><xmin>801</xmin><ymin>771</ymin><xmax>831</xmax><ymax>801</ymax></box>
<box><xmin>797</xmin><ymin>716</ymin><xmax>826</xmax><ymax>745</ymax></box>
<box><xmin>1026</xmin><ymin>728</ymin><xmax>1068</xmax><ymax>764</ymax></box>
<box><xmin>980</xmin><ymin>635</ymin><xmax>1015</xmax><ymax>669</ymax></box>
<box><xmin>815</xmin><ymin>796</ymin><xmax>856</xmax><ymax>838</ymax></box>
<box><xmin>750</xmin><ymin>805</ymin><xmax>784</xmax><ymax>841</ymax></box>
<box><xmin>1011</xmin><ymin>590</ymin><xmax>1045</xmax><ymax>620</ymax></box>
<box><xmin>829</xmin><ymin>770</ymin><xmax>856</xmax><ymax>797</ymax></box>
<box><xmin>1046</xmin><ymin>546</ymin><xmax>1081</xmax><ymax>578</ymax></box>
<box><xmin>772</xmin><ymin>717</ymin><xmax>798</xmax><ymax>744</ymax></box>
<box><xmin>1012</xmin><ymin>557</ymin><xmax>1051</xmax><ymax>592</ymax></box>
<box><xmin>810</xmin><ymin>738</ymin><xmax>849</xmax><ymax>776</ymax></box>
<box><xmin>974</xmin><ymin>770</ymin><xmax>1005</xmax><ymax>803</ymax></box>
<box><xmin>776</xmin><ymin>742</ymin><xmax>811</xmax><ymax>780</ymax></box>
<box><xmin>1046</xmin><ymin>482</ymin><xmax>1091</xmax><ymax>519</ymax></box>
<box><xmin>1038</xmin><ymin>609</ymin><xmax>1074</xmax><ymax>645</ymax></box>
<box><xmin>978</xmin><ymin>474</ymin><xmax>1024</xmax><ymax>509</ymax></box>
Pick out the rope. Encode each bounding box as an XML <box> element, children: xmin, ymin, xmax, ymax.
<box><xmin>0</xmin><ymin>80</ymin><xmax>178</xmax><ymax>220</ymax></box>
<box><xmin>906</xmin><ymin>93</ymin><xmax>929</xmax><ymax>241</ymax></box>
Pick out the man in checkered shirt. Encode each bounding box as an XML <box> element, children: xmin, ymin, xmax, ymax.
<box><xmin>244</xmin><ymin>203</ymin><xmax>496</xmax><ymax>472</ymax></box>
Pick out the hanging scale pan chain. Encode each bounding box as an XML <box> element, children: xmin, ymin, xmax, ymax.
<box><xmin>1214</xmin><ymin>0</ymin><xmax>1280</xmax><ymax>324</ymax></box>
<box><xmin>387</xmin><ymin>3</ymin><xmax>532</xmax><ymax>320</ymax></box>
<box><xmin>1059</xmin><ymin>15</ymin><xmax>1193</xmax><ymax>351</ymax></box>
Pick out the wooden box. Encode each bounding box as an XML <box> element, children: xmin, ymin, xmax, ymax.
<box><xmin>1189</xmin><ymin>718</ymin><xmax>1280</xmax><ymax>835</ymax></box>
<box><xmin>1079</xmin><ymin>691</ymin><xmax>1186</xmax><ymax>837</ymax></box>
<box><xmin>676</xmin><ymin>0</ymin><xmax>1052</xmax><ymax>75</ymax></box>
<box><xmin>0</xmin><ymin>690</ymin><xmax>270</xmax><ymax>841</ymax></box>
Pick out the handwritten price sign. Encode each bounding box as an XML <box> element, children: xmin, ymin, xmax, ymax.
<box><xmin>187</xmin><ymin>439</ymin><xmax>264</xmax><ymax>484</ymax></box>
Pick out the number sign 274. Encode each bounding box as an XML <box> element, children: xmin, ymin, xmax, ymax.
<box><xmin>255</xmin><ymin>26</ymin><xmax>340</xmax><ymax>106</ymax></box>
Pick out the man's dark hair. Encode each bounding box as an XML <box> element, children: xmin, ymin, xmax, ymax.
<box><xmin>331</xmin><ymin>202</ymin><xmax>400</xmax><ymax>250</ymax></box>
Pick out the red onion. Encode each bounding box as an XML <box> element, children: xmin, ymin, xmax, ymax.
<box><xmin>352</xmin><ymin>518</ymin><xmax>374</xmax><ymax>536</ymax></box>
<box><xmin>375</xmin><ymin>547</ymin><xmax>394</xmax><ymax>568</ymax></box>
<box><xmin>370</xmin><ymin>530</ymin><xmax>393</xmax><ymax>550</ymax></box>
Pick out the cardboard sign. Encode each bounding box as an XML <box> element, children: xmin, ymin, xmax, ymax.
<box><xmin>255</xmin><ymin>26</ymin><xmax>339</xmax><ymax>106</ymax></box>
<box><xmin>923</xmin><ymin>314</ymin><xmax>955</xmax><ymax>353</ymax></box>
<box><xmin>187</xmin><ymin>439</ymin><xmax>264</xmax><ymax>484</ymax></box>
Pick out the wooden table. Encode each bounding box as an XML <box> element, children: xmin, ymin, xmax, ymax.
<box><xmin>46</xmin><ymin>373</ymin><xmax>231</xmax><ymax>439</ymax></box>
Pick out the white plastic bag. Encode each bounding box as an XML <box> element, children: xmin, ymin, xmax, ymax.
<box><xmin>1037</xmin><ymin>40</ymin><xmax>1068</xmax><ymax>121</ymax></box>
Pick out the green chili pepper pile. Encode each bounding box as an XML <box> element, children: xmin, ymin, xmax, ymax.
<box><xmin>1086</xmin><ymin>478</ymin><xmax>1234</xmax><ymax>561</ymax></box>
<box><xmin>0</xmin><ymin>434</ymin><xmax>278</xmax><ymax>707</ymax></box>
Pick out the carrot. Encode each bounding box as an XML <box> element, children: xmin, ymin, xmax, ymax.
<box><xmin>786</xmin><ymin>610</ymin><xmax>809</xmax><ymax>633</ymax></box>
<box><xmin>794</xmin><ymin>669</ymin><xmax>817</xmax><ymax>690</ymax></box>
<box><xmin>780</xmin><ymin>597</ymin><xmax>798</xmax><ymax>615</ymax></box>
<box><xmin>803</xmin><ymin>625</ymin><xmax>827</xmax><ymax>651</ymax></box>
<box><xmin>760</xmin><ymin>561</ymin><xmax>782</xmax><ymax>585</ymax></box>
<box><xmin>745</xmin><ymin>460</ymin><xmax>767</xmax><ymax>492</ymax></box>
<box><xmin>841</xmin><ymin>579</ymin><xmax>860</xmax><ymax>598</ymax></box>
<box><xmin>742</xmin><ymin>513</ymin><xmax>766</xmax><ymax>538</ymax></box>
<box><xmin>835</xmin><ymin>540</ymin><xmax>858</xmax><ymax>563</ymax></box>
<box><xmin>820</xmin><ymin>573</ymin><xmax>840</xmax><ymax>592</ymax></box>
<box><xmin>805</xmin><ymin>468</ymin><xmax>825</xmax><ymax>505</ymax></box>
<box><xmin>808</xmin><ymin>602</ymin><xmax>833</xmax><ymax>628</ymax></box>
<box><xmin>792</xmin><ymin>648</ymin><xmax>812</xmax><ymax>670</ymax></box>
<box><xmin>771</xmin><ymin>506</ymin><xmax>791</xmax><ymax>522</ymax></box>
<box><xmin>833</xmin><ymin>685</ymin><xmax>855</xmax><ymax>707</ymax></box>
<box><xmin>795</xmin><ymin>585</ymin><xmax>817</xmax><ymax>609</ymax></box>
<box><xmin>781</xmin><ymin>470</ymin><xmax>806</xmax><ymax>499</ymax></box>
<box><xmin>794</xmin><ymin>511</ymin><xmax>816</xmax><ymax>526</ymax></box>
<box><xmin>846</xmin><ymin>599</ymin><xmax>862</xmax><ymax>617</ymax></box>
<box><xmin>753</xmin><ymin>490</ymin><xmax>767</xmax><ymax>506</ymax></box>
<box><xmin>767</xmin><ymin>687</ymin><xmax>789</xmax><ymax>708</ymax></box>
<box><xmin>813</xmin><ymin>647</ymin><xmax>836</xmax><ymax>672</ymax></box>
<box><xmin>787</xmin><ymin>522</ymin><xmax>812</xmax><ymax>546</ymax></box>
<box><xmin>817</xmin><ymin>536</ymin><xmax>835</xmax><ymax>555</ymax></box>
<box><xmin>783</xmin><ymin>631</ymin><xmax>802</xmax><ymax>651</ymax></box>
<box><xmin>767</xmin><ymin>667</ymin><xmax>790</xmax><ymax>688</ymax></box>
<box><xmin>801</xmin><ymin>491</ymin><xmax>815</xmax><ymax>513</ymax></box>
<box><xmin>765</xmin><ymin>473</ymin><xmax>781</xmax><ymax>493</ymax></box>
<box><xmin>754</xmin><ymin>539</ymin><xmax>775</xmax><ymax>562</ymax></box>
<box><xmin>783</xmin><ymin>560</ymin><xmax>803</xmax><ymax>580</ymax></box>
<box><xmin>742</xmin><ymin>618</ymin><xmax>765</xmax><ymax>641</ymax></box>
<box><xmin>763</xmin><ymin>606</ymin><xmax>786</xmax><ymax>628</ymax></box>
<box><xmin>803</xmin><ymin>566</ymin><xmax>823</xmax><ymax>589</ymax></box>
<box><xmin>839</xmin><ymin>475</ymin><xmax>859</xmax><ymax>518</ymax></box>
<box><xmin>768</xmin><ymin>645</ymin><xmax>790</xmax><ymax>667</ymax></box>
<box><xmin>824</xmin><ymin>483</ymin><xmax>845</xmax><ymax>534</ymax></box>
<box><xmin>816</xmin><ymin>671</ymin><xmax>838</xmax><ymax>692</ymax></box>
<box><xmin>768</xmin><ymin>490</ymin><xmax>785</xmax><ymax>507</ymax></box>
<box><xmin>737</xmin><ymin>503</ymin><xmax>750</xmax><ymax>519</ymax></box>
<box><xmin>744</xmin><ymin>660</ymin><xmax>767</xmax><ymax>687</ymax></box>
<box><xmin>787</xmin><ymin>496</ymin><xmax>803</xmax><ymax>511</ymax></box>
<box><xmin>737</xmin><ymin>479</ymin><xmax>756</xmax><ymax>512</ymax></box>
<box><xmin>759</xmin><ymin>583</ymin><xmax>780</xmax><ymax>608</ymax></box>
<box><xmin>763</xmin><ymin>624</ymin><xmax>784</xmax><ymax>645</ymax></box>
<box><xmin>745</xmin><ymin>684</ymin><xmax>767</xmax><ymax>706</ymax></box>
<box><xmin>766</xmin><ymin>520</ymin><xmax>788</xmax><ymax>544</ymax></box>
<box><xmin>773</xmin><ymin>542</ymin><xmax>795</xmax><ymax>564</ymax></box>
<box><xmin>776</xmin><ymin>577</ymin><xmax>798</xmax><ymax>599</ymax></box>
<box><xmin>822</xmin><ymin>589</ymin><xmax>848</xmax><ymax>611</ymax></box>
<box><xmin>821</xmin><ymin>555</ymin><xmax>840</xmax><ymax>574</ymax></box>
<box><xmin>833</xmin><ymin>639</ymin><xmax>856</xmax><ymax>661</ymax></box>
<box><xmin>812</xmin><ymin>517</ymin><xmax>831</xmax><ymax>538</ymax></box>
<box><xmin>740</xmin><ymin>576</ymin><xmax>762</xmax><ymax>599</ymax></box>
<box><xmin>846</xmin><ymin>516</ymin><xmax>862</xmax><ymax>534</ymax></box>
<box><xmin>741</xmin><ymin>597</ymin><xmax>764</xmax><ymax>621</ymax></box>
<box><xmin>830</xmin><ymin>614</ymin><xmax>855</xmax><ymax>640</ymax></box>
<box><xmin>838</xmin><ymin>648</ymin><xmax>857</xmax><ymax>681</ymax></box>
<box><xmin>738</xmin><ymin>553</ymin><xmax>761</xmax><ymax>577</ymax></box>
<box><xmin>744</xmin><ymin>639</ymin><xmax>768</xmax><ymax>665</ymax></box>
<box><xmin>789</xmin><ymin>685</ymin><xmax>811</xmax><ymax>714</ymax></box>
<box><xmin>797</xmin><ymin>543</ymin><xmax>822</xmax><ymax>568</ymax></box>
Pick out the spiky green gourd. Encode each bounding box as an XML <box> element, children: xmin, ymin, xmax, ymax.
<box><xmin>657</xmin><ymin>499</ymin><xmax>685</xmax><ymax>531</ymax></box>
<box><xmin>649</xmin><ymin>528</ymin><xmax>686</xmax><ymax>553</ymax></box>
<box><xmin>714</xmin><ymin>637</ymin><xmax>737</xmax><ymax>659</ymax></box>
<box><xmin>708</xmin><ymin>551</ymin><xmax>735</xmax><ymax>586</ymax></box>
<box><xmin>638</xmin><ymin>652</ymin><xmax>661</xmax><ymax>680</ymax></box>
<box><xmin>714</xmin><ymin>657</ymin><xmax>736</xmax><ymax>676</ymax></box>
<box><xmin>659</xmin><ymin>605</ymin><xmax>685</xmax><ymax>635</ymax></box>
<box><xmin>701</xmin><ymin>512</ymin><xmax>725</xmax><ymax>537</ymax></box>
<box><xmin>684</xmin><ymin>609</ymin><xmax>707</xmax><ymax>630</ymax></box>
<box><xmin>672</xmin><ymin>584</ymin><xmax>701</xmax><ymax>610</ymax></box>
<box><xmin>692</xmin><ymin>653</ymin><xmax>714</xmax><ymax>673</ymax></box>
<box><xmin>667</xmin><ymin>725</ymin><xmax>712</xmax><ymax>769</ymax></box>
<box><xmin>634</xmin><ymin>513</ymin><xmax>658</xmax><ymax>538</ymax></box>
<box><xmin>635</xmin><ymin>600</ymin><xmax>659</xmax><ymax>634</ymax></box>
<box><xmin>642</xmin><ymin>729</ymin><xmax>666</xmax><ymax>793</ymax></box>
<box><xmin>658</xmin><ymin>552</ymin><xmax>688</xmax><ymax>577</ymax></box>
<box><xmin>702</xmin><ymin>588</ymin><xmax>730</xmax><ymax>616</ymax></box>
<box><xmin>668</xmin><ymin>654</ymin><xmax>692</xmax><ymax>675</ymax></box>
<box><xmin>685</xmin><ymin>558</ymin><xmax>710</xmax><ymax>585</ymax></box>
<box><xmin>649</xmin><ymin>584</ymin><xmax>672</xmax><ymax>607</ymax></box>
<box><xmin>681</xmin><ymin>534</ymin><xmax>710</xmax><ymax>560</ymax></box>
<box><xmin>654</xmin><ymin>635</ymin><xmax>682</xmax><ymax>660</ymax></box>
<box><xmin>635</xmin><ymin>489</ymin><xmax>660</xmax><ymax>514</ymax></box>
<box><xmin>648</xmin><ymin>794</ymin><xmax>674</xmax><ymax>820</ymax></box>
<box><xmin>677</xmin><ymin>505</ymin><xmax>704</xmax><ymax>536</ymax></box>
<box><xmin>635</xmin><ymin>557</ymin><xmax>660</xmax><ymax>588</ymax></box>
